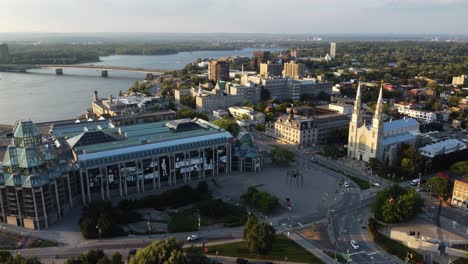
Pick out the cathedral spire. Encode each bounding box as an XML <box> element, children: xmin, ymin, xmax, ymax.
<box><xmin>372</xmin><ymin>83</ymin><xmax>384</xmax><ymax>128</ymax></box>
<box><xmin>351</xmin><ymin>82</ymin><xmax>362</xmax><ymax>124</ymax></box>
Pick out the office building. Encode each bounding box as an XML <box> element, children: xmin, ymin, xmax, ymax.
<box><xmin>208</xmin><ymin>60</ymin><xmax>229</xmax><ymax>81</ymax></box>
<box><xmin>259</xmin><ymin>62</ymin><xmax>282</xmax><ymax>77</ymax></box>
<box><xmin>398</xmin><ymin>107</ymin><xmax>437</xmax><ymax>124</ymax></box>
<box><xmin>348</xmin><ymin>83</ymin><xmax>420</xmax><ymax>164</ymax></box>
<box><xmin>452</xmin><ymin>177</ymin><xmax>467</xmax><ymax>209</ymax></box>
<box><xmin>266</xmin><ymin>105</ymin><xmax>349</xmax><ymax>146</ymax></box>
<box><xmin>0</xmin><ymin>121</ymin><xmax>78</xmax><ymax>230</ymax></box>
<box><xmin>291</xmin><ymin>49</ymin><xmax>302</xmax><ymax>59</ymax></box>
<box><xmin>228</xmin><ymin>106</ymin><xmax>265</xmax><ymax>128</ymax></box>
<box><xmin>250</xmin><ymin>51</ymin><xmax>271</xmax><ymax>71</ymax></box>
<box><xmin>330</xmin><ymin>42</ymin><xmax>336</xmax><ymax>59</ymax></box>
<box><xmin>0</xmin><ymin>43</ymin><xmax>8</xmax><ymax>62</ymax></box>
<box><xmin>452</xmin><ymin>75</ymin><xmax>468</xmax><ymax>86</ymax></box>
<box><xmin>283</xmin><ymin>61</ymin><xmax>306</xmax><ymax>79</ymax></box>
<box><xmin>174</xmin><ymin>82</ymin><xmax>261</xmax><ymax>114</ymax></box>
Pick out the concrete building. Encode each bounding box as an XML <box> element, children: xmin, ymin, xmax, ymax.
<box><xmin>259</xmin><ymin>62</ymin><xmax>282</xmax><ymax>77</ymax></box>
<box><xmin>348</xmin><ymin>83</ymin><xmax>420</xmax><ymax>164</ymax></box>
<box><xmin>452</xmin><ymin>75</ymin><xmax>468</xmax><ymax>86</ymax></box>
<box><xmin>283</xmin><ymin>61</ymin><xmax>306</xmax><ymax>79</ymax></box>
<box><xmin>419</xmin><ymin>139</ymin><xmax>467</xmax><ymax>159</ymax></box>
<box><xmin>175</xmin><ymin>82</ymin><xmax>261</xmax><ymax>114</ymax></box>
<box><xmin>266</xmin><ymin>105</ymin><xmax>349</xmax><ymax>146</ymax></box>
<box><xmin>92</xmin><ymin>91</ymin><xmax>168</xmax><ymax>117</ymax></box>
<box><xmin>452</xmin><ymin>177</ymin><xmax>468</xmax><ymax>209</ymax></box>
<box><xmin>398</xmin><ymin>107</ymin><xmax>437</xmax><ymax>124</ymax></box>
<box><xmin>327</xmin><ymin>103</ymin><xmax>353</xmax><ymax>115</ymax></box>
<box><xmin>291</xmin><ymin>49</ymin><xmax>302</xmax><ymax>59</ymax></box>
<box><xmin>0</xmin><ymin>43</ymin><xmax>8</xmax><ymax>63</ymax></box>
<box><xmin>228</xmin><ymin>106</ymin><xmax>265</xmax><ymax>128</ymax></box>
<box><xmin>250</xmin><ymin>51</ymin><xmax>271</xmax><ymax>71</ymax></box>
<box><xmin>242</xmin><ymin>75</ymin><xmax>331</xmax><ymax>102</ymax></box>
<box><xmin>208</xmin><ymin>60</ymin><xmax>229</xmax><ymax>81</ymax></box>
<box><xmin>51</xmin><ymin>119</ymin><xmax>235</xmax><ymax>204</ymax></box>
<box><xmin>330</xmin><ymin>42</ymin><xmax>336</xmax><ymax>59</ymax></box>
<box><xmin>0</xmin><ymin>121</ymin><xmax>78</xmax><ymax>229</ymax></box>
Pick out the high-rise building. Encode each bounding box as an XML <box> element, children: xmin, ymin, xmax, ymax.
<box><xmin>259</xmin><ymin>62</ymin><xmax>282</xmax><ymax>77</ymax></box>
<box><xmin>251</xmin><ymin>51</ymin><xmax>271</xmax><ymax>71</ymax></box>
<box><xmin>283</xmin><ymin>61</ymin><xmax>306</xmax><ymax>79</ymax></box>
<box><xmin>291</xmin><ymin>49</ymin><xmax>302</xmax><ymax>59</ymax></box>
<box><xmin>0</xmin><ymin>43</ymin><xmax>9</xmax><ymax>62</ymax></box>
<box><xmin>330</xmin><ymin>42</ymin><xmax>336</xmax><ymax>59</ymax></box>
<box><xmin>208</xmin><ymin>60</ymin><xmax>229</xmax><ymax>81</ymax></box>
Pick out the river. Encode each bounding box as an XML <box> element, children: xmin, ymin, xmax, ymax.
<box><xmin>0</xmin><ymin>48</ymin><xmax>280</xmax><ymax>125</ymax></box>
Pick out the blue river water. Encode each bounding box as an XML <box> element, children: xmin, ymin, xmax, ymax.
<box><xmin>0</xmin><ymin>48</ymin><xmax>280</xmax><ymax>124</ymax></box>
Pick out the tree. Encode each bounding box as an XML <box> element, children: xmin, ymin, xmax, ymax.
<box><xmin>212</xmin><ymin>118</ymin><xmax>240</xmax><ymax>137</ymax></box>
<box><xmin>176</xmin><ymin>109</ymin><xmax>208</xmax><ymax>121</ymax></box>
<box><xmin>185</xmin><ymin>247</ymin><xmax>210</xmax><ymax>264</ymax></box>
<box><xmin>270</xmin><ymin>147</ymin><xmax>295</xmax><ymax>167</ymax></box>
<box><xmin>243</xmin><ymin>215</ymin><xmax>258</xmax><ymax>239</ymax></box>
<box><xmin>371</xmin><ymin>185</ymin><xmax>424</xmax><ymax>223</ymax></box>
<box><xmin>131</xmin><ymin>238</ymin><xmax>186</xmax><ymax>264</ymax></box>
<box><xmin>425</xmin><ymin>176</ymin><xmax>452</xmax><ymax>200</ymax></box>
<box><xmin>245</xmin><ymin>222</ymin><xmax>275</xmax><ymax>255</ymax></box>
<box><xmin>110</xmin><ymin>253</ymin><xmax>124</xmax><ymax>264</ymax></box>
<box><xmin>180</xmin><ymin>94</ymin><xmax>196</xmax><ymax>108</ymax></box>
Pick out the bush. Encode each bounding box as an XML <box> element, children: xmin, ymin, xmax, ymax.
<box><xmin>242</xmin><ymin>187</ymin><xmax>279</xmax><ymax>214</ymax></box>
<box><xmin>450</xmin><ymin>160</ymin><xmax>468</xmax><ymax>175</ymax></box>
<box><xmin>79</xmin><ymin>201</ymin><xmax>124</xmax><ymax>239</ymax></box>
<box><xmin>270</xmin><ymin>147</ymin><xmax>295</xmax><ymax>167</ymax></box>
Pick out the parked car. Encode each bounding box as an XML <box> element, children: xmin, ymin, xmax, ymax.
<box><xmin>236</xmin><ymin>258</ymin><xmax>249</xmax><ymax>264</ymax></box>
<box><xmin>187</xmin><ymin>235</ymin><xmax>199</xmax><ymax>241</ymax></box>
<box><xmin>350</xmin><ymin>240</ymin><xmax>360</xmax><ymax>250</ymax></box>
<box><xmin>344</xmin><ymin>181</ymin><xmax>350</xmax><ymax>188</ymax></box>
<box><xmin>372</xmin><ymin>182</ymin><xmax>380</xmax><ymax>187</ymax></box>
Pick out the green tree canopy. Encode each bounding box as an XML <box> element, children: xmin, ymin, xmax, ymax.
<box><xmin>212</xmin><ymin>118</ymin><xmax>240</xmax><ymax>137</ymax></box>
<box><xmin>245</xmin><ymin>220</ymin><xmax>275</xmax><ymax>255</ymax></box>
<box><xmin>371</xmin><ymin>185</ymin><xmax>424</xmax><ymax>223</ymax></box>
<box><xmin>130</xmin><ymin>238</ymin><xmax>186</xmax><ymax>264</ymax></box>
<box><xmin>270</xmin><ymin>147</ymin><xmax>295</xmax><ymax>167</ymax></box>
<box><xmin>425</xmin><ymin>176</ymin><xmax>452</xmax><ymax>200</ymax></box>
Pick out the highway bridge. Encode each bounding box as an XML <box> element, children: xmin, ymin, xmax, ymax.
<box><xmin>0</xmin><ymin>64</ymin><xmax>170</xmax><ymax>77</ymax></box>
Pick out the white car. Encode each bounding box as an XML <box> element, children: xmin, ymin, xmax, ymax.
<box><xmin>344</xmin><ymin>181</ymin><xmax>350</xmax><ymax>188</ymax></box>
<box><xmin>187</xmin><ymin>235</ymin><xmax>199</xmax><ymax>241</ymax></box>
<box><xmin>350</xmin><ymin>240</ymin><xmax>360</xmax><ymax>250</ymax></box>
<box><xmin>372</xmin><ymin>182</ymin><xmax>380</xmax><ymax>187</ymax></box>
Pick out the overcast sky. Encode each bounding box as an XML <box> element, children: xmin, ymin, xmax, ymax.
<box><xmin>1</xmin><ymin>0</ymin><xmax>467</xmax><ymax>34</ymax></box>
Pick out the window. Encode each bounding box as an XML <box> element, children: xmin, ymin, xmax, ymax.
<box><xmin>359</xmin><ymin>135</ymin><xmax>367</xmax><ymax>151</ymax></box>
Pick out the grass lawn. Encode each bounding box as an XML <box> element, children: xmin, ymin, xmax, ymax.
<box><xmin>206</xmin><ymin>234</ymin><xmax>323</xmax><ymax>263</ymax></box>
<box><xmin>168</xmin><ymin>212</ymin><xmax>198</xmax><ymax>233</ymax></box>
<box><xmin>347</xmin><ymin>175</ymin><xmax>371</xmax><ymax>189</ymax></box>
<box><xmin>453</xmin><ymin>258</ymin><xmax>468</xmax><ymax>264</ymax></box>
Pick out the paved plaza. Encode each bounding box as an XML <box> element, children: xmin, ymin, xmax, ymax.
<box><xmin>213</xmin><ymin>162</ymin><xmax>344</xmax><ymax>221</ymax></box>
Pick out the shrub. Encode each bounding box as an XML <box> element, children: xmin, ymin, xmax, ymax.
<box><xmin>242</xmin><ymin>187</ymin><xmax>279</xmax><ymax>214</ymax></box>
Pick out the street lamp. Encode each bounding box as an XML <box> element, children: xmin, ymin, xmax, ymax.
<box><xmin>284</xmin><ymin>256</ymin><xmax>288</xmax><ymax>264</ymax></box>
<box><xmin>96</xmin><ymin>225</ymin><xmax>102</xmax><ymax>242</ymax></box>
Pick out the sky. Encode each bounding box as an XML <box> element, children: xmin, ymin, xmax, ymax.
<box><xmin>1</xmin><ymin>0</ymin><xmax>468</xmax><ymax>34</ymax></box>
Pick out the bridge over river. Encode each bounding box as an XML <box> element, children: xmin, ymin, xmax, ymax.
<box><xmin>0</xmin><ymin>64</ymin><xmax>170</xmax><ymax>77</ymax></box>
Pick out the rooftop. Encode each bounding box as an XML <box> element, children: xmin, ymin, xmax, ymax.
<box><xmin>419</xmin><ymin>139</ymin><xmax>467</xmax><ymax>158</ymax></box>
<box><xmin>456</xmin><ymin>177</ymin><xmax>468</xmax><ymax>184</ymax></box>
<box><xmin>383</xmin><ymin>118</ymin><xmax>419</xmax><ymax>132</ymax></box>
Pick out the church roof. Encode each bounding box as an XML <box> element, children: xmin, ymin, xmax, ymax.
<box><xmin>382</xmin><ymin>131</ymin><xmax>418</xmax><ymax>145</ymax></box>
<box><xmin>383</xmin><ymin>118</ymin><xmax>419</xmax><ymax>132</ymax></box>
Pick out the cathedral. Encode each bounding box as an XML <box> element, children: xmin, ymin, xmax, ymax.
<box><xmin>347</xmin><ymin>83</ymin><xmax>420</xmax><ymax>165</ymax></box>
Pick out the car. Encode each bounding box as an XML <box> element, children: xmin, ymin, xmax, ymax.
<box><xmin>350</xmin><ymin>240</ymin><xmax>360</xmax><ymax>250</ymax></box>
<box><xmin>187</xmin><ymin>235</ymin><xmax>199</xmax><ymax>241</ymax></box>
<box><xmin>236</xmin><ymin>258</ymin><xmax>249</xmax><ymax>264</ymax></box>
<box><xmin>344</xmin><ymin>181</ymin><xmax>350</xmax><ymax>188</ymax></box>
<box><xmin>128</xmin><ymin>249</ymin><xmax>137</xmax><ymax>255</ymax></box>
<box><xmin>372</xmin><ymin>182</ymin><xmax>380</xmax><ymax>187</ymax></box>
<box><xmin>410</xmin><ymin>179</ymin><xmax>420</xmax><ymax>186</ymax></box>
